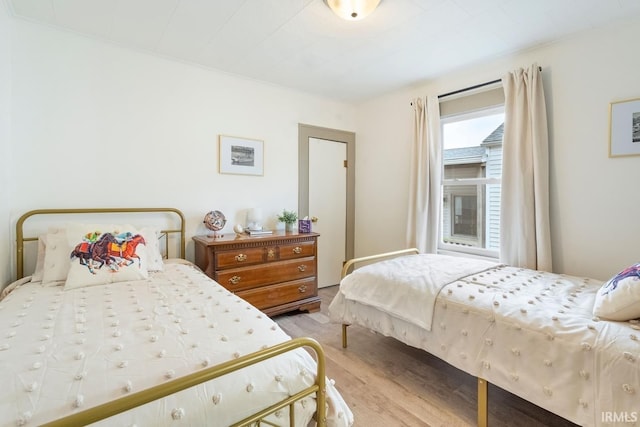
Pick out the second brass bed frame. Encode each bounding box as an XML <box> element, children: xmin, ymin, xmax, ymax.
<box><xmin>14</xmin><ymin>208</ymin><xmax>328</xmax><ymax>427</ymax></box>
<box><xmin>339</xmin><ymin>248</ymin><xmax>488</xmax><ymax>427</ymax></box>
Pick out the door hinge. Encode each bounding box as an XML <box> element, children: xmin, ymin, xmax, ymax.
<box><xmin>343</xmin><ymin>160</ymin><xmax>348</xmax><ymax>168</ymax></box>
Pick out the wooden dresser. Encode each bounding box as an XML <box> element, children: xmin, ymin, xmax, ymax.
<box><xmin>192</xmin><ymin>232</ymin><xmax>321</xmax><ymax>316</ymax></box>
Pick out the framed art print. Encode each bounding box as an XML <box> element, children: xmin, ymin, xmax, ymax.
<box><xmin>609</xmin><ymin>97</ymin><xmax>640</xmax><ymax>158</ymax></box>
<box><xmin>219</xmin><ymin>135</ymin><xmax>264</xmax><ymax>175</ymax></box>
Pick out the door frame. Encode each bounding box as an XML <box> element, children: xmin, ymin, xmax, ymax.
<box><xmin>298</xmin><ymin>123</ymin><xmax>355</xmax><ymax>264</ymax></box>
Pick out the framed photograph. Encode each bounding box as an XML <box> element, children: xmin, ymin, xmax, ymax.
<box><xmin>609</xmin><ymin>97</ymin><xmax>640</xmax><ymax>157</ymax></box>
<box><xmin>218</xmin><ymin>135</ymin><xmax>264</xmax><ymax>176</ymax></box>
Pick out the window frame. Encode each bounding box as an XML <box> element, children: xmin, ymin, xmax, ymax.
<box><xmin>438</xmin><ymin>105</ymin><xmax>504</xmax><ymax>260</ymax></box>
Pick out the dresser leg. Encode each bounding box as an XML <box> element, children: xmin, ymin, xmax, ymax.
<box><xmin>299</xmin><ymin>300</ymin><xmax>321</xmax><ymax>313</ymax></box>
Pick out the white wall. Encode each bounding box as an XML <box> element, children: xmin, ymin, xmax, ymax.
<box><xmin>354</xmin><ymin>87</ymin><xmax>414</xmax><ymax>256</ymax></box>
<box><xmin>6</xmin><ymin>12</ymin><xmax>640</xmax><ymax>284</ymax></box>
<box><xmin>355</xmin><ymin>15</ymin><xmax>640</xmax><ymax>280</ymax></box>
<box><xmin>0</xmin><ymin>1</ymin><xmax>12</xmax><ymax>287</ymax></box>
<box><xmin>7</xmin><ymin>19</ymin><xmax>356</xmax><ymax>278</ymax></box>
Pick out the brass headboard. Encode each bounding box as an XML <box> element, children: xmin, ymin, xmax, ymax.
<box><xmin>16</xmin><ymin>208</ymin><xmax>186</xmax><ymax>280</ymax></box>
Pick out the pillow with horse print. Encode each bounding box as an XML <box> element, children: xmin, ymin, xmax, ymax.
<box><xmin>593</xmin><ymin>262</ymin><xmax>640</xmax><ymax>321</ymax></box>
<box><xmin>64</xmin><ymin>223</ymin><xmax>149</xmax><ymax>290</ymax></box>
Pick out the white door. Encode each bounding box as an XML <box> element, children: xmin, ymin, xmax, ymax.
<box><xmin>309</xmin><ymin>137</ymin><xmax>347</xmax><ymax>288</ymax></box>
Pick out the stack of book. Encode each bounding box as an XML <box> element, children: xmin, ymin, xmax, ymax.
<box><xmin>245</xmin><ymin>229</ymin><xmax>273</xmax><ymax>236</ymax></box>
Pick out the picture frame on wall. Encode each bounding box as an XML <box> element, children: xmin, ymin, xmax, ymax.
<box><xmin>609</xmin><ymin>97</ymin><xmax>640</xmax><ymax>158</ymax></box>
<box><xmin>219</xmin><ymin>135</ymin><xmax>264</xmax><ymax>176</ymax></box>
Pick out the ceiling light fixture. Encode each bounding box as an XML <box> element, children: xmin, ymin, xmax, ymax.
<box><xmin>324</xmin><ymin>0</ymin><xmax>382</xmax><ymax>21</ymax></box>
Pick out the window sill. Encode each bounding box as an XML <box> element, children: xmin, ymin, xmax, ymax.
<box><xmin>437</xmin><ymin>247</ymin><xmax>499</xmax><ymax>262</ymax></box>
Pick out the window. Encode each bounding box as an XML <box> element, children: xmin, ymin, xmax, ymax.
<box><xmin>453</xmin><ymin>194</ymin><xmax>477</xmax><ymax>236</ymax></box>
<box><xmin>440</xmin><ymin>104</ymin><xmax>504</xmax><ymax>258</ymax></box>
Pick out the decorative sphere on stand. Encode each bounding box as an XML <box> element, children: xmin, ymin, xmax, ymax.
<box><xmin>203</xmin><ymin>210</ymin><xmax>226</xmax><ymax>238</ymax></box>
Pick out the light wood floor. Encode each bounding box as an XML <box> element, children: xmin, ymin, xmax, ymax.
<box><xmin>274</xmin><ymin>286</ymin><xmax>579</xmax><ymax>427</ymax></box>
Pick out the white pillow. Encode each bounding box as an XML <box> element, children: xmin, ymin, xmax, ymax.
<box><xmin>31</xmin><ymin>235</ymin><xmax>47</xmax><ymax>283</ymax></box>
<box><xmin>64</xmin><ymin>224</ymin><xmax>149</xmax><ymax>290</ymax></box>
<box><xmin>593</xmin><ymin>263</ymin><xmax>640</xmax><ymax>321</ymax></box>
<box><xmin>31</xmin><ymin>228</ymin><xmax>62</xmax><ymax>283</ymax></box>
<box><xmin>41</xmin><ymin>232</ymin><xmax>72</xmax><ymax>285</ymax></box>
<box><xmin>139</xmin><ymin>227</ymin><xmax>164</xmax><ymax>271</ymax></box>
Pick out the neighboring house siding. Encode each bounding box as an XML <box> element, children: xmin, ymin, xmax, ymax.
<box><xmin>485</xmin><ymin>143</ymin><xmax>502</xmax><ymax>250</ymax></box>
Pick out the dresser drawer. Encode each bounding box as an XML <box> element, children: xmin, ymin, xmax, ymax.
<box><xmin>215</xmin><ymin>257</ymin><xmax>316</xmax><ymax>292</ymax></box>
<box><xmin>215</xmin><ymin>247</ymin><xmax>265</xmax><ymax>269</ymax></box>
<box><xmin>278</xmin><ymin>241</ymin><xmax>315</xmax><ymax>260</ymax></box>
<box><xmin>237</xmin><ymin>278</ymin><xmax>317</xmax><ymax>310</ymax></box>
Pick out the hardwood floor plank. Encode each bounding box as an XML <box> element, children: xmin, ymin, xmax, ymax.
<box><xmin>275</xmin><ymin>286</ymin><xmax>577</xmax><ymax>427</ymax></box>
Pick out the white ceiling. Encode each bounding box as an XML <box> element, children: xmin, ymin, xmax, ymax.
<box><xmin>7</xmin><ymin>0</ymin><xmax>640</xmax><ymax>102</ymax></box>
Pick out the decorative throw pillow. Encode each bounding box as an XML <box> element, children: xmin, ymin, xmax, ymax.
<box><xmin>593</xmin><ymin>263</ymin><xmax>640</xmax><ymax>321</ymax></box>
<box><xmin>31</xmin><ymin>235</ymin><xmax>47</xmax><ymax>283</ymax></box>
<box><xmin>32</xmin><ymin>227</ymin><xmax>63</xmax><ymax>282</ymax></box>
<box><xmin>64</xmin><ymin>223</ymin><xmax>149</xmax><ymax>290</ymax></box>
<box><xmin>41</xmin><ymin>232</ymin><xmax>72</xmax><ymax>285</ymax></box>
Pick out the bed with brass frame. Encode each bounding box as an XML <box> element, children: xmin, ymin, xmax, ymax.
<box><xmin>330</xmin><ymin>249</ymin><xmax>640</xmax><ymax>427</ymax></box>
<box><xmin>1</xmin><ymin>208</ymin><xmax>352</xmax><ymax>427</ymax></box>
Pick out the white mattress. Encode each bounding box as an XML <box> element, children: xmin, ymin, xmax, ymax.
<box><xmin>0</xmin><ymin>262</ymin><xmax>353</xmax><ymax>426</ymax></box>
<box><xmin>329</xmin><ymin>255</ymin><xmax>640</xmax><ymax>426</ymax></box>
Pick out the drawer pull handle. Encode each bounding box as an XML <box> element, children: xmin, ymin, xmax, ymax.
<box><xmin>235</xmin><ymin>254</ymin><xmax>247</xmax><ymax>262</ymax></box>
<box><xmin>267</xmin><ymin>249</ymin><xmax>276</xmax><ymax>259</ymax></box>
<box><xmin>293</xmin><ymin>246</ymin><xmax>302</xmax><ymax>254</ymax></box>
<box><xmin>298</xmin><ymin>265</ymin><xmax>307</xmax><ymax>272</ymax></box>
<box><xmin>298</xmin><ymin>285</ymin><xmax>307</xmax><ymax>293</ymax></box>
<box><xmin>228</xmin><ymin>276</ymin><xmax>241</xmax><ymax>285</ymax></box>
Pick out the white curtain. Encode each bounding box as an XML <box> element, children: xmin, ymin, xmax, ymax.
<box><xmin>500</xmin><ymin>64</ymin><xmax>552</xmax><ymax>271</ymax></box>
<box><xmin>406</xmin><ymin>96</ymin><xmax>441</xmax><ymax>253</ymax></box>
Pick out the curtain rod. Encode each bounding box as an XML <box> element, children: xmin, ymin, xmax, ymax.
<box><xmin>438</xmin><ymin>78</ymin><xmax>501</xmax><ymax>99</ymax></box>
<box><xmin>437</xmin><ymin>66</ymin><xmax>543</xmax><ymax>100</ymax></box>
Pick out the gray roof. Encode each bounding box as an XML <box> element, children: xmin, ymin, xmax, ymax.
<box><xmin>443</xmin><ymin>122</ymin><xmax>504</xmax><ymax>162</ymax></box>
<box><xmin>482</xmin><ymin>123</ymin><xmax>504</xmax><ymax>145</ymax></box>
<box><xmin>443</xmin><ymin>146</ymin><xmax>486</xmax><ymax>161</ymax></box>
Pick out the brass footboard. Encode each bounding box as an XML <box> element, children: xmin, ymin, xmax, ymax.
<box><xmin>340</xmin><ymin>248</ymin><xmax>420</xmax><ymax>279</ymax></box>
<box><xmin>42</xmin><ymin>337</ymin><xmax>327</xmax><ymax>427</ymax></box>
<box><xmin>340</xmin><ymin>247</ymin><xmax>419</xmax><ymax>349</ymax></box>
<box><xmin>339</xmin><ymin>248</ymin><xmax>489</xmax><ymax>426</ymax></box>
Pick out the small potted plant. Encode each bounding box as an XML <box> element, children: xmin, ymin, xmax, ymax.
<box><xmin>277</xmin><ymin>209</ymin><xmax>298</xmax><ymax>232</ymax></box>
